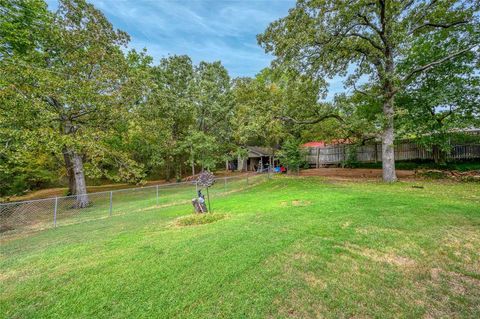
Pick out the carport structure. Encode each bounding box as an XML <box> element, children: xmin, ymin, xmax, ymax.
<box><xmin>227</xmin><ymin>146</ymin><xmax>276</xmax><ymax>172</ymax></box>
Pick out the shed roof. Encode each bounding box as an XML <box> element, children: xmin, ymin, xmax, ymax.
<box><xmin>246</xmin><ymin>146</ymin><xmax>274</xmax><ymax>157</ymax></box>
<box><xmin>302</xmin><ymin>139</ymin><xmax>351</xmax><ymax>148</ymax></box>
<box><xmin>302</xmin><ymin>141</ymin><xmax>326</xmax><ymax>148</ymax></box>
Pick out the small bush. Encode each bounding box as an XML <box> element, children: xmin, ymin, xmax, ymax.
<box><xmin>341</xmin><ymin>145</ymin><xmax>359</xmax><ymax>168</ymax></box>
<box><xmin>278</xmin><ymin>138</ymin><xmax>308</xmax><ymax>173</ymax></box>
<box><xmin>175</xmin><ymin>213</ymin><xmax>226</xmax><ymax>227</ymax></box>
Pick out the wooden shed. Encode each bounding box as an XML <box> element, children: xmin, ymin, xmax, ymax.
<box><xmin>226</xmin><ymin>146</ymin><xmax>276</xmax><ymax>172</ymax></box>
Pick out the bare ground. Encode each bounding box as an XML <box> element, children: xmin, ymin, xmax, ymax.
<box><xmin>299</xmin><ymin>168</ymin><xmax>416</xmax><ymax>180</ymax></box>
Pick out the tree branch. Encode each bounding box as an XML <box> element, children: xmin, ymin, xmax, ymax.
<box><xmin>403</xmin><ymin>45</ymin><xmax>478</xmax><ymax>83</ymax></box>
<box><xmin>275</xmin><ymin>113</ymin><xmax>344</xmax><ymax>125</ymax></box>
<box><xmin>352</xmin><ymin>82</ymin><xmax>369</xmax><ymax>97</ymax></box>
<box><xmin>346</xmin><ymin>32</ymin><xmax>384</xmax><ymax>52</ymax></box>
<box><xmin>409</xmin><ymin>20</ymin><xmax>470</xmax><ymax>35</ymax></box>
<box><xmin>409</xmin><ymin>0</ymin><xmax>438</xmax><ymax>30</ymax></box>
<box><xmin>356</xmin><ymin>13</ymin><xmax>381</xmax><ymax>36</ymax></box>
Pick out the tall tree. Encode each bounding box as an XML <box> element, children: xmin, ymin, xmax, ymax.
<box><xmin>1</xmin><ymin>0</ymin><xmax>146</xmax><ymax>205</ymax></box>
<box><xmin>195</xmin><ymin>61</ymin><xmax>232</xmax><ymax>136</ymax></box>
<box><xmin>232</xmin><ymin>68</ymin><xmax>330</xmax><ymax>148</ymax></box>
<box><xmin>232</xmin><ymin>74</ymin><xmax>285</xmax><ymax>148</ymax></box>
<box><xmin>0</xmin><ymin>0</ymin><xmax>50</xmax><ymax>58</ymax></box>
<box><xmin>194</xmin><ymin>61</ymin><xmax>234</xmax><ymax>171</ymax></box>
<box><xmin>397</xmin><ymin>15</ymin><xmax>480</xmax><ymax>164</ymax></box>
<box><xmin>0</xmin><ymin>0</ymin><xmax>56</xmax><ymax>196</ymax></box>
<box><xmin>258</xmin><ymin>0</ymin><xmax>479</xmax><ymax>182</ymax></box>
<box><xmin>151</xmin><ymin>55</ymin><xmax>196</xmax><ymax>180</ymax></box>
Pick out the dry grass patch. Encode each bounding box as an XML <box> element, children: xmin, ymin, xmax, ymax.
<box><xmin>272</xmin><ymin>289</ymin><xmax>326</xmax><ymax>319</ymax></box>
<box><xmin>172</xmin><ymin>213</ymin><xmax>226</xmax><ymax>227</ymax></box>
<box><xmin>280</xmin><ymin>200</ymin><xmax>312</xmax><ymax>207</ymax></box>
<box><xmin>342</xmin><ymin>243</ymin><xmax>417</xmax><ymax>268</ymax></box>
<box><xmin>354</xmin><ymin>225</ymin><xmax>405</xmax><ymax>236</ymax></box>
<box><xmin>418</xmin><ymin>267</ymin><xmax>480</xmax><ymax>318</ymax></box>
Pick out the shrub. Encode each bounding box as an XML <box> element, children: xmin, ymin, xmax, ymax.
<box><xmin>278</xmin><ymin>138</ymin><xmax>307</xmax><ymax>173</ymax></box>
<box><xmin>341</xmin><ymin>145</ymin><xmax>359</xmax><ymax>168</ymax></box>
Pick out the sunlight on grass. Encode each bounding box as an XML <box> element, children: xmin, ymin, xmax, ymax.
<box><xmin>1</xmin><ymin>177</ymin><xmax>479</xmax><ymax>318</ymax></box>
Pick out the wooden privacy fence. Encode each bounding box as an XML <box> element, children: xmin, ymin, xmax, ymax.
<box><xmin>305</xmin><ymin>142</ymin><xmax>480</xmax><ymax>167</ymax></box>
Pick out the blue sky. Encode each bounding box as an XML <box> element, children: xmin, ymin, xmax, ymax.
<box><xmin>46</xmin><ymin>0</ymin><xmax>345</xmax><ymax>99</ymax></box>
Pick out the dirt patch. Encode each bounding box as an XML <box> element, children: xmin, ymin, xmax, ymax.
<box><xmin>299</xmin><ymin>168</ymin><xmax>416</xmax><ymax>180</ymax></box>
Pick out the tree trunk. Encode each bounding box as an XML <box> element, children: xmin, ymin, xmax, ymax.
<box><xmin>191</xmin><ymin>146</ymin><xmax>195</xmax><ymax>176</ymax></box>
<box><xmin>432</xmin><ymin>144</ymin><xmax>447</xmax><ymax>165</ymax></box>
<box><xmin>165</xmin><ymin>163</ymin><xmax>171</xmax><ymax>182</ymax></box>
<box><xmin>175</xmin><ymin>160</ymin><xmax>182</xmax><ymax>182</ymax></box>
<box><xmin>62</xmin><ymin>148</ymin><xmax>76</xmax><ymax>195</ymax></box>
<box><xmin>382</xmin><ymin>95</ymin><xmax>397</xmax><ymax>182</ymax></box>
<box><xmin>379</xmin><ymin>7</ymin><xmax>397</xmax><ymax>183</ymax></box>
<box><xmin>58</xmin><ymin>112</ymin><xmax>89</xmax><ymax>206</ymax></box>
<box><xmin>71</xmin><ymin>151</ymin><xmax>89</xmax><ymax>208</ymax></box>
<box><xmin>381</xmin><ymin>40</ymin><xmax>398</xmax><ymax>183</ymax></box>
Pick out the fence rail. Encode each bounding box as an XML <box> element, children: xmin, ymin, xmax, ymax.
<box><xmin>0</xmin><ymin>173</ymin><xmax>269</xmax><ymax>237</ymax></box>
<box><xmin>306</xmin><ymin>142</ymin><xmax>480</xmax><ymax>167</ymax></box>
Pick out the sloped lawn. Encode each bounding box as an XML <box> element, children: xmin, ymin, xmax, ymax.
<box><xmin>1</xmin><ymin>177</ymin><xmax>479</xmax><ymax>318</ymax></box>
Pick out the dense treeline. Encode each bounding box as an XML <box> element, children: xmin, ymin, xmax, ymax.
<box><xmin>0</xmin><ymin>0</ymin><xmax>240</xmax><ymax>199</ymax></box>
<box><xmin>1</xmin><ymin>0</ymin><xmax>479</xmax><ymax>197</ymax></box>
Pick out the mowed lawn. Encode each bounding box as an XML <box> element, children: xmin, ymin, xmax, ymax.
<box><xmin>1</xmin><ymin>177</ymin><xmax>479</xmax><ymax>318</ymax></box>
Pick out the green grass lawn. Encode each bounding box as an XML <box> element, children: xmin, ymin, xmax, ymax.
<box><xmin>1</xmin><ymin>177</ymin><xmax>479</xmax><ymax>318</ymax></box>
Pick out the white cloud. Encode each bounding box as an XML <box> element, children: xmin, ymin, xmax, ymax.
<box><xmin>45</xmin><ymin>0</ymin><xmax>352</xmax><ymax>98</ymax></box>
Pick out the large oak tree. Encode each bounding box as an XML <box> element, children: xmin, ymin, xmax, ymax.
<box><xmin>1</xmin><ymin>0</ymin><xmax>147</xmax><ymax>205</ymax></box>
<box><xmin>258</xmin><ymin>0</ymin><xmax>479</xmax><ymax>182</ymax></box>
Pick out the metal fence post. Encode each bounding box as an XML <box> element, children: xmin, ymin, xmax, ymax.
<box><xmin>109</xmin><ymin>191</ymin><xmax>113</xmax><ymax>216</ymax></box>
<box><xmin>156</xmin><ymin>185</ymin><xmax>159</xmax><ymax>206</ymax></box>
<box><xmin>53</xmin><ymin>197</ymin><xmax>58</xmax><ymax>228</ymax></box>
<box><xmin>246</xmin><ymin>174</ymin><xmax>249</xmax><ymax>185</ymax></box>
<box><xmin>224</xmin><ymin>177</ymin><xmax>227</xmax><ymax>193</ymax></box>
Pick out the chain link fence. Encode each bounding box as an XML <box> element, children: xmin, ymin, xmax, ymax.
<box><xmin>0</xmin><ymin>173</ymin><xmax>270</xmax><ymax>237</ymax></box>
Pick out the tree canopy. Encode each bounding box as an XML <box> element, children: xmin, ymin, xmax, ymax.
<box><xmin>1</xmin><ymin>0</ymin><xmax>479</xmax><ymax>197</ymax></box>
<box><xmin>258</xmin><ymin>0</ymin><xmax>480</xmax><ymax>181</ymax></box>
